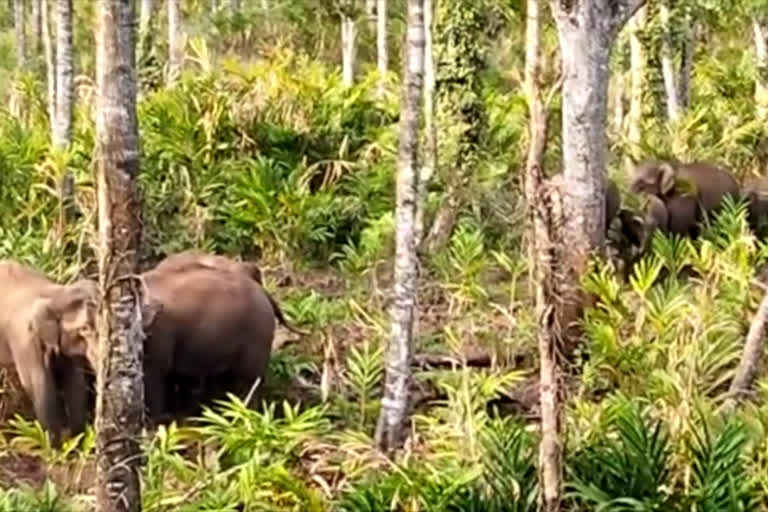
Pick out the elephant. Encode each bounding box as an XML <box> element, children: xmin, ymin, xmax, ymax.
<box><xmin>0</xmin><ymin>260</ymin><xmax>98</xmax><ymax>446</ymax></box>
<box><xmin>137</xmin><ymin>263</ymin><xmax>283</xmax><ymax>419</ymax></box>
<box><xmin>153</xmin><ymin>250</ymin><xmax>304</xmax><ymax>336</ymax></box>
<box><xmin>154</xmin><ymin>249</ymin><xmax>263</xmax><ymax>285</ymax></box>
<box><xmin>629</xmin><ymin>160</ymin><xmax>740</xmax><ymax>226</ymax></box>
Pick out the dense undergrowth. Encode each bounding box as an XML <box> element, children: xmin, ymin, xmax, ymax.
<box><xmin>2</xmin><ymin>2</ymin><xmax>768</xmax><ymax>510</ymax></box>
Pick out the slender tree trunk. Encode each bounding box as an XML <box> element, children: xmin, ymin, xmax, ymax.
<box><xmin>53</xmin><ymin>0</ymin><xmax>74</xmax><ymax>148</ymax></box>
<box><xmin>725</xmin><ymin>287</ymin><xmax>768</xmax><ymax>410</ymax></box>
<box><xmin>137</xmin><ymin>0</ymin><xmax>154</xmax><ymax>60</ymax></box>
<box><xmin>31</xmin><ymin>0</ymin><xmax>42</xmax><ymax>55</ymax></box>
<box><xmin>94</xmin><ymin>0</ymin><xmax>145</xmax><ymax>510</ymax></box>
<box><xmin>659</xmin><ymin>0</ymin><xmax>680</xmax><ymax>121</ymax></box>
<box><xmin>375</xmin><ymin>0</ymin><xmax>425</xmax><ymax>455</ymax></box>
<box><xmin>627</xmin><ymin>5</ymin><xmax>647</xmax><ymax>158</ymax></box>
<box><xmin>14</xmin><ymin>0</ymin><xmax>26</xmax><ymax>69</ymax></box>
<box><xmin>678</xmin><ymin>21</ymin><xmax>693</xmax><ymax>109</ymax></box>
<box><xmin>230</xmin><ymin>0</ymin><xmax>240</xmax><ymax>11</ymax></box>
<box><xmin>341</xmin><ymin>13</ymin><xmax>358</xmax><ymax>86</ymax></box>
<box><xmin>377</xmin><ymin>0</ymin><xmax>387</xmax><ymax>76</ymax></box>
<box><xmin>415</xmin><ymin>0</ymin><xmax>435</xmax><ymax>245</ymax></box>
<box><xmin>524</xmin><ymin>0</ymin><xmax>564</xmax><ymax>508</ymax></box>
<box><xmin>754</xmin><ymin>16</ymin><xmax>768</xmax><ymax>120</ymax></box>
<box><xmin>42</xmin><ymin>0</ymin><xmax>56</xmax><ymax>125</ymax></box>
<box><xmin>422</xmin><ymin>0</ymin><xmax>487</xmax><ymax>254</ymax></box>
<box><xmin>612</xmin><ymin>72</ymin><xmax>625</xmax><ymax>134</ymax></box>
<box><xmin>167</xmin><ymin>0</ymin><xmax>183</xmax><ymax>84</ymax></box>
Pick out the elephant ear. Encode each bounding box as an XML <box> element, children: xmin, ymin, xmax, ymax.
<box><xmin>141</xmin><ymin>297</ymin><xmax>163</xmax><ymax>330</ymax></box>
<box><xmin>29</xmin><ymin>298</ymin><xmax>61</xmax><ymax>355</ymax></box>
<box><xmin>659</xmin><ymin>162</ymin><xmax>677</xmax><ymax>195</ymax></box>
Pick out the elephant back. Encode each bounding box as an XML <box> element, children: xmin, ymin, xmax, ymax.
<box><xmin>675</xmin><ymin>162</ymin><xmax>739</xmax><ymax>212</ymax></box>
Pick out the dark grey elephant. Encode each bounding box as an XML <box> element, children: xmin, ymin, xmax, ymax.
<box><xmin>138</xmin><ymin>262</ymin><xmax>285</xmax><ymax>419</ymax></box>
<box><xmin>0</xmin><ymin>260</ymin><xmax>98</xmax><ymax>446</ymax></box>
<box><xmin>629</xmin><ymin>160</ymin><xmax>740</xmax><ymax>235</ymax></box>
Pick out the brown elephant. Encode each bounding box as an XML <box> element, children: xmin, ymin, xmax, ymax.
<box><xmin>629</xmin><ymin>160</ymin><xmax>740</xmax><ymax>225</ymax></box>
<box><xmin>154</xmin><ymin>250</ymin><xmax>264</xmax><ymax>284</ymax></box>
<box><xmin>0</xmin><ymin>260</ymin><xmax>97</xmax><ymax>446</ymax></box>
<box><xmin>137</xmin><ymin>263</ymin><xmax>282</xmax><ymax>419</ymax></box>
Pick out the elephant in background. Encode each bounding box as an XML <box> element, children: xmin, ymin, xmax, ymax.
<box><xmin>629</xmin><ymin>160</ymin><xmax>740</xmax><ymax>236</ymax></box>
<box><xmin>154</xmin><ymin>249</ymin><xmax>264</xmax><ymax>285</ymax></box>
<box><xmin>0</xmin><ymin>260</ymin><xmax>98</xmax><ymax>446</ymax></box>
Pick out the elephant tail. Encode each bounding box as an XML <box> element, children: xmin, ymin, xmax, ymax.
<box><xmin>265</xmin><ymin>292</ymin><xmax>309</xmax><ymax>336</ymax></box>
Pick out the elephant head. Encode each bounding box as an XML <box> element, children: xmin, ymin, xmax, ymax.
<box><xmin>29</xmin><ymin>279</ymin><xmax>99</xmax><ymax>364</ymax></box>
<box><xmin>629</xmin><ymin>159</ymin><xmax>739</xmax><ymax>214</ymax></box>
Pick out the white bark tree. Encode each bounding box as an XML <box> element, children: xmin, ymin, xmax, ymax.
<box><xmin>754</xmin><ymin>16</ymin><xmax>768</xmax><ymax>119</ymax></box>
<box><xmin>375</xmin><ymin>0</ymin><xmax>425</xmax><ymax>454</ymax></box>
<box><xmin>377</xmin><ymin>0</ymin><xmax>387</xmax><ymax>76</ymax></box>
<box><xmin>31</xmin><ymin>0</ymin><xmax>42</xmax><ymax>55</ymax></box>
<box><xmin>659</xmin><ymin>0</ymin><xmax>681</xmax><ymax>121</ymax></box>
<box><xmin>53</xmin><ymin>0</ymin><xmax>73</xmax><ymax>148</ymax></box>
<box><xmin>14</xmin><ymin>0</ymin><xmax>26</xmax><ymax>69</ymax></box>
<box><xmin>167</xmin><ymin>0</ymin><xmax>183</xmax><ymax>84</ymax></box>
<box><xmin>42</xmin><ymin>0</ymin><xmax>55</xmax><ymax>125</ymax></box>
<box><xmin>627</xmin><ymin>5</ymin><xmax>647</xmax><ymax>160</ymax></box>
<box><xmin>341</xmin><ymin>5</ymin><xmax>359</xmax><ymax>86</ymax></box>
<box><xmin>93</xmin><ymin>0</ymin><xmax>146</xmax><ymax>510</ymax></box>
<box><xmin>414</xmin><ymin>0</ymin><xmax>435</xmax><ymax>245</ymax></box>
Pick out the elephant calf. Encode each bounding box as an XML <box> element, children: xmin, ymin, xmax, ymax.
<box><xmin>0</xmin><ymin>260</ymin><xmax>97</xmax><ymax>446</ymax></box>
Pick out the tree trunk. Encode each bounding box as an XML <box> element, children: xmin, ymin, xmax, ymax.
<box><xmin>612</xmin><ymin>72</ymin><xmax>625</xmax><ymax>134</ymax></box>
<box><xmin>375</xmin><ymin>0</ymin><xmax>425</xmax><ymax>455</ymax></box>
<box><xmin>524</xmin><ymin>0</ymin><xmax>563</xmax><ymax>508</ymax></box>
<box><xmin>167</xmin><ymin>0</ymin><xmax>183</xmax><ymax>84</ymax></box>
<box><xmin>725</xmin><ymin>287</ymin><xmax>768</xmax><ymax>410</ymax></box>
<box><xmin>341</xmin><ymin>14</ymin><xmax>358</xmax><ymax>86</ymax></box>
<box><xmin>137</xmin><ymin>0</ymin><xmax>154</xmax><ymax>63</ymax></box>
<box><xmin>678</xmin><ymin>20</ymin><xmax>693</xmax><ymax>110</ymax></box>
<box><xmin>659</xmin><ymin>0</ymin><xmax>680</xmax><ymax>121</ymax></box>
<box><xmin>549</xmin><ymin>0</ymin><xmax>646</xmax><ymax>344</ymax></box>
<box><xmin>14</xmin><ymin>0</ymin><xmax>26</xmax><ymax>69</ymax></box>
<box><xmin>627</xmin><ymin>5</ymin><xmax>647</xmax><ymax>160</ymax></box>
<box><xmin>377</xmin><ymin>0</ymin><xmax>387</xmax><ymax>76</ymax></box>
<box><xmin>94</xmin><ymin>0</ymin><xmax>145</xmax><ymax>511</ymax></box>
<box><xmin>53</xmin><ymin>0</ymin><xmax>73</xmax><ymax>148</ymax></box>
<box><xmin>42</xmin><ymin>0</ymin><xmax>56</xmax><ymax>125</ymax></box>
<box><xmin>31</xmin><ymin>0</ymin><xmax>42</xmax><ymax>55</ymax></box>
<box><xmin>230</xmin><ymin>0</ymin><xmax>240</xmax><ymax>11</ymax></box>
<box><xmin>754</xmin><ymin>16</ymin><xmax>768</xmax><ymax>120</ymax></box>
<box><xmin>414</xmin><ymin>0</ymin><xmax>435</xmax><ymax>246</ymax></box>
<box><xmin>422</xmin><ymin>0</ymin><xmax>487</xmax><ymax>254</ymax></box>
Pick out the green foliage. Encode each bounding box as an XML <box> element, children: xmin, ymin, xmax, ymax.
<box><xmin>0</xmin><ymin>481</ymin><xmax>78</xmax><ymax>512</ymax></box>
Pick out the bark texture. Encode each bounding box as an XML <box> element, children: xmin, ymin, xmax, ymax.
<box><xmin>659</xmin><ymin>0</ymin><xmax>680</xmax><ymax>121</ymax></box>
<box><xmin>53</xmin><ymin>0</ymin><xmax>74</xmax><ymax>148</ymax></box>
<box><xmin>524</xmin><ymin>0</ymin><xmax>563</xmax><ymax>508</ymax></box>
<box><xmin>167</xmin><ymin>0</ymin><xmax>183</xmax><ymax>84</ymax></box>
<box><xmin>414</xmin><ymin>0</ymin><xmax>435</xmax><ymax>245</ymax></box>
<box><xmin>375</xmin><ymin>0</ymin><xmax>425</xmax><ymax>455</ymax></box>
<box><xmin>14</xmin><ymin>0</ymin><xmax>26</xmax><ymax>69</ymax></box>
<box><xmin>31</xmin><ymin>0</ymin><xmax>42</xmax><ymax>55</ymax></box>
<box><xmin>627</xmin><ymin>5</ymin><xmax>647</xmax><ymax>157</ymax></box>
<box><xmin>678</xmin><ymin>20</ymin><xmax>693</xmax><ymax>109</ymax></box>
<box><xmin>42</xmin><ymin>0</ymin><xmax>56</xmax><ymax>125</ymax></box>
<box><xmin>94</xmin><ymin>0</ymin><xmax>146</xmax><ymax>510</ymax></box>
<box><xmin>341</xmin><ymin>14</ymin><xmax>358</xmax><ymax>86</ymax></box>
<box><xmin>726</xmin><ymin>287</ymin><xmax>768</xmax><ymax>409</ymax></box>
<box><xmin>754</xmin><ymin>17</ymin><xmax>768</xmax><ymax>120</ymax></box>
<box><xmin>422</xmin><ymin>0</ymin><xmax>487</xmax><ymax>254</ymax></box>
<box><xmin>377</xmin><ymin>0</ymin><xmax>387</xmax><ymax>76</ymax></box>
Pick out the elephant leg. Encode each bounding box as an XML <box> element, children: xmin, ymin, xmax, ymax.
<box><xmin>56</xmin><ymin>356</ymin><xmax>89</xmax><ymax>436</ymax></box>
<box><xmin>17</xmin><ymin>357</ymin><xmax>65</xmax><ymax>447</ymax></box>
<box><xmin>144</xmin><ymin>369</ymin><xmax>168</xmax><ymax>423</ymax></box>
